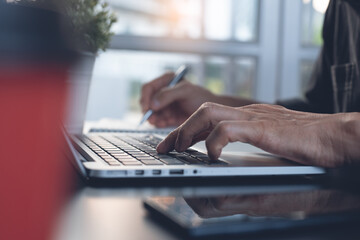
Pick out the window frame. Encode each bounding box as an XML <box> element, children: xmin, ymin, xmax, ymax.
<box><xmin>107</xmin><ymin>0</ymin><xmax>322</xmax><ymax>103</ymax></box>
<box><xmin>278</xmin><ymin>0</ymin><xmax>321</xmax><ymax>100</ymax></box>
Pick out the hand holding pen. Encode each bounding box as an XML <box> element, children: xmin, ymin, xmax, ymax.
<box><xmin>139</xmin><ymin>65</ymin><xmax>189</xmax><ymax>126</ymax></box>
<box><xmin>139</xmin><ymin>65</ymin><xmax>220</xmax><ymax>128</ymax></box>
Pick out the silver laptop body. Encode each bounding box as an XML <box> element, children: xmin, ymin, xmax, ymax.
<box><xmin>65</xmin><ymin>131</ymin><xmax>325</xmax><ymax>180</ymax></box>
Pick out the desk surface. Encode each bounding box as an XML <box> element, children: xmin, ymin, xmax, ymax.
<box><xmin>55</xmin><ymin>176</ymin><xmax>360</xmax><ymax>240</ymax></box>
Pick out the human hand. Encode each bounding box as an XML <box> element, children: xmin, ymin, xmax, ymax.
<box><xmin>157</xmin><ymin>103</ymin><xmax>360</xmax><ymax>167</ymax></box>
<box><xmin>140</xmin><ymin>73</ymin><xmax>219</xmax><ymax>128</ymax></box>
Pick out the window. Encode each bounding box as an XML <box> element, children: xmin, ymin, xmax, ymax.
<box><xmin>86</xmin><ymin>0</ymin><xmax>326</xmax><ymax>121</ymax></box>
<box><xmin>301</xmin><ymin>0</ymin><xmax>329</xmax><ymax>46</ymax></box>
<box><xmin>278</xmin><ymin>0</ymin><xmax>326</xmax><ymax>99</ymax></box>
<box><xmin>298</xmin><ymin>0</ymin><xmax>328</xmax><ymax>95</ymax></box>
<box><xmin>109</xmin><ymin>0</ymin><xmax>202</xmax><ymax>38</ymax></box>
<box><xmin>234</xmin><ymin>58</ymin><xmax>256</xmax><ymax>98</ymax></box>
<box><xmin>108</xmin><ymin>0</ymin><xmax>259</xmax><ymax>41</ymax></box>
<box><xmin>87</xmin><ymin>0</ymin><xmax>260</xmax><ymax>120</ymax></box>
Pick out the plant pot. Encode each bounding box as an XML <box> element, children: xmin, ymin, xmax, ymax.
<box><xmin>65</xmin><ymin>52</ymin><xmax>96</xmax><ymax>134</ymax></box>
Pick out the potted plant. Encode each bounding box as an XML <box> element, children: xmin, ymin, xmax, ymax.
<box><xmin>63</xmin><ymin>0</ymin><xmax>117</xmax><ymax>134</ymax></box>
<box><xmin>14</xmin><ymin>0</ymin><xmax>117</xmax><ymax>133</ymax></box>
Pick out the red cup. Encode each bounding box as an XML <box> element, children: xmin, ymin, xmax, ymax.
<box><xmin>0</xmin><ymin>64</ymin><xmax>72</xmax><ymax>240</ymax></box>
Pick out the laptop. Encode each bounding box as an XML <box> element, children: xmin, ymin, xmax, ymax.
<box><xmin>66</xmin><ymin>130</ymin><xmax>325</xmax><ymax>180</ymax></box>
<box><xmin>64</xmin><ymin>60</ymin><xmax>325</xmax><ymax>180</ymax></box>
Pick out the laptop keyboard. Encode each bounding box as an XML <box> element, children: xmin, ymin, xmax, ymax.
<box><xmin>79</xmin><ymin>134</ymin><xmax>226</xmax><ymax>166</ymax></box>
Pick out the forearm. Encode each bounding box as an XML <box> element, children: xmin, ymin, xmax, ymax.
<box><xmin>276</xmin><ymin>98</ymin><xmax>334</xmax><ymax>114</ymax></box>
<box><xmin>299</xmin><ymin>112</ymin><xmax>360</xmax><ymax>167</ymax></box>
<box><xmin>337</xmin><ymin>112</ymin><xmax>360</xmax><ymax>166</ymax></box>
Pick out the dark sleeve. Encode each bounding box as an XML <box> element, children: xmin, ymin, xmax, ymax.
<box><xmin>276</xmin><ymin>98</ymin><xmax>317</xmax><ymax>112</ymax></box>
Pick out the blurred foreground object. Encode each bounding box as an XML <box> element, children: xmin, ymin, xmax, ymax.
<box><xmin>0</xmin><ymin>3</ymin><xmax>76</xmax><ymax>240</ymax></box>
<box><xmin>14</xmin><ymin>0</ymin><xmax>117</xmax><ymax>53</ymax></box>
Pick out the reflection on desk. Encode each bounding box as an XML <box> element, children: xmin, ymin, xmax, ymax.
<box><xmin>184</xmin><ymin>189</ymin><xmax>360</xmax><ymax>218</ymax></box>
<box><xmin>56</xmin><ymin>182</ymin><xmax>360</xmax><ymax>240</ymax></box>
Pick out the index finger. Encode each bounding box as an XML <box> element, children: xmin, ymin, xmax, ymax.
<box><xmin>157</xmin><ymin>103</ymin><xmax>250</xmax><ymax>153</ymax></box>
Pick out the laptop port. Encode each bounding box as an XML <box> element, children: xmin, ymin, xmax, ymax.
<box><xmin>169</xmin><ymin>169</ymin><xmax>184</xmax><ymax>175</ymax></box>
<box><xmin>135</xmin><ymin>170</ymin><xmax>144</xmax><ymax>175</ymax></box>
<box><xmin>152</xmin><ymin>170</ymin><xmax>161</xmax><ymax>175</ymax></box>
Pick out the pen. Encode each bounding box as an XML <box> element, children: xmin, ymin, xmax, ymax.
<box><xmin>138</xmin><ymin>65</ymin><xmax>189</xmax><ymax>127</ymax></box>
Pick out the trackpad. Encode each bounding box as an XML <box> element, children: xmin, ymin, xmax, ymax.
<box><xmin>220</xmin><ymin>152</ymin><xmax>303</xmax><ymax>167</ymax></box>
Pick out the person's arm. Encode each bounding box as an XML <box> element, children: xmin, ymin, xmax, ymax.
<box><xmin>157</xmin><ymin>102</ymin><xmax>360</xmax><ymax>167</ymax></box>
